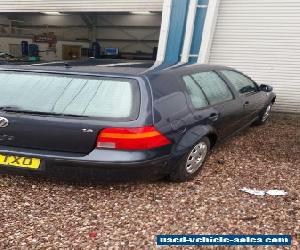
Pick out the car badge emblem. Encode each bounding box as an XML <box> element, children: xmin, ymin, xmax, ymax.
<box><xmin>82</xmin><ymin>129</ymin><xmax>94</xmax><ymax>133</ymax></box>
<box><xmin>0</xmin><ymin>117</ymin><xmax>9</xmax><ymax>128</ymax></box>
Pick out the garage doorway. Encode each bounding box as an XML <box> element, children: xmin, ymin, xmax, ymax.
<box><xmin>0</xmin><ymin>11</ymin><xmax>162</xmax><ymax>65</ymax></box>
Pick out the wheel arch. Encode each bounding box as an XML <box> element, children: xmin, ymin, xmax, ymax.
<box><xmin>207</xmin><ymin>133</ymin><xmax>218</xmax><ymax>149</ymax></box>
<box><xmin>173</xmin><ymin>125</ymin><xmax>218</xmax><ymax>154</ymax></box>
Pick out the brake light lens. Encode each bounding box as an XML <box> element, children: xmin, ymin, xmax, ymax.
<box><xmin>96</xmin><ymin>126</ymin><xmax>171</xmax><ymax>150</ymax></box>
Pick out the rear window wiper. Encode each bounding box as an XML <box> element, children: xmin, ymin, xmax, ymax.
<box><xmin>0</xmin><ymin>107</ymin><xmax>88</xmax><ymax>117</ymax></box>
<box><xmin>0</xmin><ymin>106</ymin><xmax>54</xmax><ymax>115</ymax></box>
<box><xmin>28</xmin><ymin>111</ymin><xmax>87</xmax><ymax>118</ymax></box>
<box><xmin>0</xmin><ymin>106</ymin><xmax>22</xmax><ymax>111</ymax></box>
<box><xmin>59</xmin><ymin>113</ymin><xmax>89</xmax><ymax>118</ymax></box>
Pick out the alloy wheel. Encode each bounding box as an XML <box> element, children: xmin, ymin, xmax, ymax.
<box><xmin>262</xmin><ymin>104</ymin><xmax>272</xmax><ymax>122</ymax></box>
<box><xmin>185</xmin><ymin>141</ymin><xmax>208</xmax><ymax>174</ymax></box>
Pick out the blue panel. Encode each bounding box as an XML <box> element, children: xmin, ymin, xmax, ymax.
<box><xmin>157</xmin><ymin>0</ymin><xmax>190</xmax><ymax>70</ymax></box>
<box><xmin>188</xmin><ymin>0</ymin><xmax>208</xmax><ymax>64</ymax></box>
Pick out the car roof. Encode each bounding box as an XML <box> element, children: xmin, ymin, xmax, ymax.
<box><xmin>153</xmin><ymin>64</ymin><xmax>233</xmax><ymax>75</ymax></box>
<box><xmin>0</xmin><ymin>59</ymin><xmax>153</xmax><ymax>77</ymax></box>
<box><xmin>0</xmin><ymin>59</ymin><xmax>233</xmax><ymax>78</ymax></box>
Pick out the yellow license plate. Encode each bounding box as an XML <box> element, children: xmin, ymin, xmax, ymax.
<box><xmin>0</xmin><ymin>154</ymin><xmax>41</xmax><ymax>170</ymax></box>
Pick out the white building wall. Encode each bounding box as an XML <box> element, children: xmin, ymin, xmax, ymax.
<box><xmin>207</xmin><ymin>0</ymin><xmax>300</xmax><ymax>113</ymax></box>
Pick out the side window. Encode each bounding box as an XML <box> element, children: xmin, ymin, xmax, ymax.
<box><xmin>221</xmin><ymin>70</ymin><xmax>258</xmax><ymax>95</ymax></box>
<box><xmin>191</xmin><ymin>71</ymin><xmax>233</xmax><ymax>105</ymax></box>
<box><xmin>183</xmin><ymin>75</ymin><xmax>208</xmax><ymax>109</ymax></box>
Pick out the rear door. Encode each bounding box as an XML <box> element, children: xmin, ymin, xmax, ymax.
<box><xmin>0</xmin><ymin>71</ymin><xmax>141</xmax><ymax>154</ymax></box>
<box><xmin>0</xmin><ymin>114</ymin><xmax>103</xmax><ymax>154</ymax></box>
<box><xmin>182</xmin><ymin>70</ymin><xmax>242</xmax><ymax>139</ymax></box>
<box><xmin>219</xmin><ymin>70</ymin><xmax>265</xmax><ymax>124</ymax></box>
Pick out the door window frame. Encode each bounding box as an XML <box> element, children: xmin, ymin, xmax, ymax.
<box><xmin>181</xmin><ymin>70</ymin><xmax>236</xmax><ymax>111</ymax></box>
<box><xmin>217</xmin><ymin>69</ymin><xmax>259</xmax><ymax>96</ymax></box>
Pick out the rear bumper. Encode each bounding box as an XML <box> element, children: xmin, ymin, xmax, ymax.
<box><xmin>0</xmin><ymin>146</ymin><xmax>172</xmax><ymax>179</ymax></box>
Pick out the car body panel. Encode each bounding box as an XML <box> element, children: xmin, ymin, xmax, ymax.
<box><xmin>0</xmin><ymin>63</ymin><xmax>276</xmax><ymax>177</ymax></box>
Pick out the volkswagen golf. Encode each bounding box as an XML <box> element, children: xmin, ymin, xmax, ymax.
<box><xmin>0</xmin><ymin>62</ymin><xmax>276</xmax><ymax>182</ymax></box>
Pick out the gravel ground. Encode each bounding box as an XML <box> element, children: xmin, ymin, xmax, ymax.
<box><xmin>0</xmin><ymin>113</ymin><xmax>299</xmax><ymax>249</ymax></box>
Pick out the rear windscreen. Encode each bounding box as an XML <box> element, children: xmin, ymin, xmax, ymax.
<box><xmin>0</xmin><ymin>71</ymin><xmax>140</xmax><ymax>120</ymax></box>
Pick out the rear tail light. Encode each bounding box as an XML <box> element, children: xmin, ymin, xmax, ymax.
<box><xmin>96</xmin><ymin>126</ymin><xmax>171</xmax><ymax>150</ymax></box>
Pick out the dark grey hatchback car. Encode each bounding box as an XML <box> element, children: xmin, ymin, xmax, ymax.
<box><xmin>0</xmin><ymin>63</ymin><xmax>275</xmax><ymax>182</ymax></box>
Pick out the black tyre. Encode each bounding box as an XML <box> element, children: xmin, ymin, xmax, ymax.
<box><xmin>169</xmin><ymin>137</ymin><xmax>211</xmax><ymax>182</ymax></box>
<box><xmin>253</xmin><ymin>103</ymin><xmax>272</xmax><ymax>126</ymax></box>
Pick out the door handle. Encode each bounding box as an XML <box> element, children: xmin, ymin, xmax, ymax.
<box><xmin>244</xmin><ymin>101</ymin><xmax>250</xmax><ymax>107</ymax></box>
<box><xmin>208</xmin><ymin>113</ymin><xmax>219</xmax><ymax>122</ymax></box>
